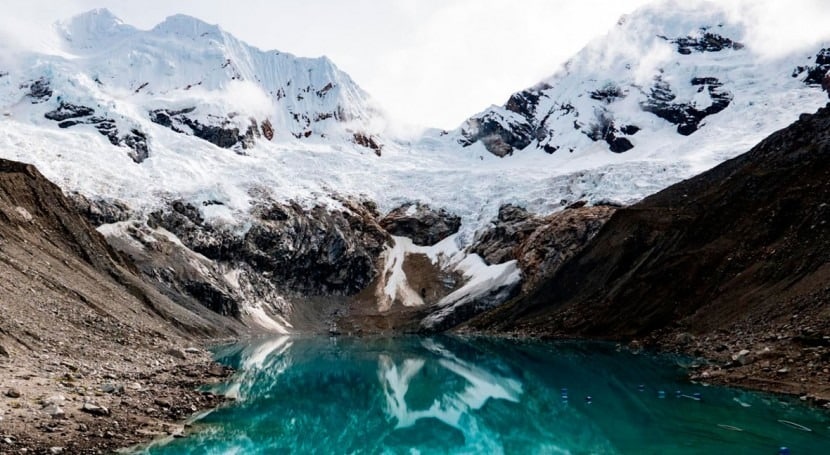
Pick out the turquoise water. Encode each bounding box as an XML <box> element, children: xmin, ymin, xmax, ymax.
<box><xmin>142</xmin><ymin>336</ymin><xmax>830</xmax><ymax>454</ymax></box>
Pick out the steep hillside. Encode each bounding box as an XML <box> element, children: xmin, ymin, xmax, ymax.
<box><xmin>0</xmin><ymin>158</ymin><xmax>243</xmax><ymax>452</ymax></box>
<box><xmin>0</xmin><ymin>3</ymin><xmax>828</xmax><ymax>336</ymax></box>
<box><xmin>467</xmin><ymin>104</ymin><xmax>830</xmax><ymax>397</ymax></box>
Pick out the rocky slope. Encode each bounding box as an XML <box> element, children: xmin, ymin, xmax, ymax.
<box><xmin>466</xmin><ymin>104</ymin><xmax>830</xmax><ymax>401</ymax></box>
<box><xmin>0</xmin><ymin>158</ymin><xmax>241</xmax><ymax>453</ymax></box>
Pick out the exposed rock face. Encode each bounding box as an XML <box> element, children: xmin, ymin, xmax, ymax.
<box><xmin>380</xmin><ymin>203</ymin><xmax>461</xmax><ymax>246</ymax></box>
<box><xmin>422</xmin><ymin>278</ymin><xmax>522</xmax><ymax>333</ymax></box>
<box><xmin>44</xmin><ymin>102</ymin><xmax>94</xmax><ymax>121</ymax></box>
<box><xmin>100</xmin><ymin>221</ymin><xmax>286</xmax><ymax>320</ymax></box>
<box><xmin>148</xmin><ymin>198</ymin><xmax>390</xmax><ymax>296</ymax></box>
<box><xmin>460</xmin><ymin>110</ymin><xmax>535</xmax><ymax>157</ymax></box>
<box><xmin>352</xmin><ymin>132</ymin><xmax>383</xmax><ymax>156</ymax></box>
<box><xmin>68</xmin><ymin>193</ymin><xmax>132</xmax><ymax>226</ymax></box>
<box><xmin>660</xmin><ymin>29</ymin><xmax>744</xmax><ymax>54</ymax></box>
<box><xmin>470</xmin><ymin>203</ymin><xmax>616</xmax><ymax>291</ymax></box>
<box><xmin>149</xmin><ymin>108</ymin><xmax>267</xmax><ymax>152</ymax></box>
<box><xmin>460</xmin><ymin>87</ymin><xmax>550</xmax><ymax>157</ymax></box>
<box><xmin>584</xmin><ymin>109</ymin><xmax>637</xmax><ymax>153</ymax></box>
<box><xmin>27</xmin><ymin>77</ymin><xmax>52</xmax><ymax>103</ymax></box>
<box><xmin>794</xmin><ymin>48</ymin><xmax>830</xmax><ymax>97</ymax></box>
<box><xmin>641</xmin><ymin>76</ymin><xmax>732</xmax><ymax>135</ymax></box>
<box><xmin>43</xmin><ymin>102</ymin><xmax>149</xmax><ymax>163</ymax></box>
<box><xmin>469</xmin><ymin>104</ymin><xmax>830</xmax><ymax>345</ymax></box>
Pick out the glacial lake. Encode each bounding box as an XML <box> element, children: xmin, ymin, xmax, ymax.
<box><xmin>141</xmin><ymin>336</ymin><xmax>830</xmax><ymax>454</ymax></box>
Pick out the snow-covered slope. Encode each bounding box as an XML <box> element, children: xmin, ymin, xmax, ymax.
<box><xmin>0</xmin><ymin>3</ymin><xmax>829</xmax><ymax>332</ymax></box>
<box><xmin>451</xmin><ymin>0</ymin><xmax>830</xmax><ymax>165</ymax></box>
<box><xmin>0</xmin><ymin>8</ymin><xmax>384</xmax><ymax>162</ymax></box>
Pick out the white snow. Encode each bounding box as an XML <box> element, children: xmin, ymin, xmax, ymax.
<box><xmin>376</xmin><ymin>235</ymin><xmax>460</xmax><ymax>311</ymax></box>
<box><xmin>438</xmin><ymin>255</ymin><xmax>521</xmax><ymax>309</ymax></box>
<box><xmin>0</xmin><ymin>4</ymin><xmax>828</xmax><ymax>330</ymax></box>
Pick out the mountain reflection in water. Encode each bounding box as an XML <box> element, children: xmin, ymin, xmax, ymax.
<box><xmin>142</xmin><ymin>336</ymin><xmax>830</xmax><ymax>454</ymax></box>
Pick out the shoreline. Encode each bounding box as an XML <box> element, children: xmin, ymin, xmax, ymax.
<box><xmin>4</xmin><ymin>331</ymin><xmax>829</xmax><ymax>453</ymax></box>
<box><xmin>0</xmin><ymin>344</ymin><xmax>234</xmax><ymax>454</ymax></box>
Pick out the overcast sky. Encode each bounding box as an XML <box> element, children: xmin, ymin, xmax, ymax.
<box><xmin>2</xmin><ymin>1</ymin><xmax>830</xmax><ymax>129</ymax></box>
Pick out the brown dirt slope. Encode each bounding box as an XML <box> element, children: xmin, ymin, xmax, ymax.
<box><xmin>0</xmin><ymin>159</ymin><xmax>240</xmax><ymax>453</ymax></box>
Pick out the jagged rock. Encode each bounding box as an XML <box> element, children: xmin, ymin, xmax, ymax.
<box><xmin>123</xmin><ymin>129</ymin><xmax>149</xmax><ymax>163</ymax></box>
<box><xmin>100</xmin><ymin>383</ymin><xmax>124</xmax><ymax>394</ymax></box>
<box><xmin>243</xmin><ymin>200</ymin><xmax>390</xmax><ymax>294</ymax></box>
<box><xmin>44</xmin><ymin>102</ymin><xmax>95</xmax><ymax>121</ymax></box>
<box><xmin>470</xmin><ymin>203</ymin><xmax>616</xmax><ymax>291</ymax></box>
<box><xmin>661</xmin><ymin>29</ymin><xmax>744</xmax><ymax>54</ymax></box>
<box><xmin>505</xmin><ymin>87</ymin><xmax>548</xmax><ymax>119</ymax></box>
<box><xmin>353</xmin><ymin>132</ymin><xmax>383</xmax><ymax>156</ymax></box>
<box><xmin>149</xmin><ymin>107</ymin><xmax>260</xmax><ymax>151</ymax></box>
<box><xmin>470</xmin><ymin>205</ymin><xmax>545</xmax><ymax>265</ymax></box>
<box><xmin>45</xmin><ymin>112</ymin><xmax>150</xmax><ymax>163</ymax></box>
<box><xmin>68</xmin><ymin>193</ymin><xmax>132</xmax><ymax>227</ymax></box>
<box><xmin>421</xmin><ymin>278</ymin><xmax>522</xmax><ymax>333</ymax></box>
<box><xmin>460</xmin><ymin>110</ymin><xmax>535</xmax><ymax>157</ymax></box>
<box><xmin>147</xmin><ymin>198</ymin><xmax>390</xmax><ymax>297</ymax></box>
<box><xmin>641</xmin><ymin>76</ymin><xmax>732</xmax><ymax>135</ymax></box>
<box><xmin>731</xmin><ymin>349</ymin><xmax>752</xmax><ymax>366</ymax></box>
<box><xmin>793</xmin><ymin>48</ymin><xmax>830</xmax><ymax>97</ymax></box>
<box><xmin>261</xmin><ymin>119</ymin><xmax>274</xmax><ymax>140</ymax></box>
<box><xmin>380</xmin><ymin>202</ymin><xmax>461</xmax><ymax>246</ymax></box>
<box><xmin>589</xmin><ymin>83</ymin><xmax>626</xmax><ymax>103</ymax></box>
<box><xmin>585</xmin><ymin>109</ymin><xmax>635</xmax><ymax>152</ymax></box>
<box><xmin>81</xmin><ymin>402</ymin><xmax>109</xmax><ymax>416</ymax></box>
<box><xmin>43</xmin><ymin>404</ymin><xmax>66</xmax><ymax>420</ymax></box>
<box><xmin>27</xmin><ymin>77</ymin><xmax>52</xmax><ymax>103</ymax></box>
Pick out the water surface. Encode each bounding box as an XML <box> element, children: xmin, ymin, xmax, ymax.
<box><xmin>143</xmin><ymin>336</ymin><xmax>830</xmax><ymax>454</ymax></box>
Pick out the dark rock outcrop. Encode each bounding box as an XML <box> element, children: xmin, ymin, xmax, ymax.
<box><xmin>149</xmin><ymin>108</ymin><xmax>266</xmax><ymax>151</ymax></box>
<box><xmin>43</xmin><ymin>103</ymin><xmax>149</xmax><ymax>163</ymax></box>
<box><xmin>470</xmin><ymin>203</ymin><xmax>616</xmax><ymax>291</ymax></box>
<box><xmin>353</xmin><ymin>132</ymin><xmax>383</xmax><ymax>156</ymax></box>
<box><xmin>380</xmin><ymin>203</ymin><xmax>461</xmax><ymax>246</ymax></box>
<box><xmin>660</xmin><ymin>30</ymin><xmax>744</xmax><ymax>55</ymax></box>
<box><xmin>641</xmin><ymin>76</ymin><xmax>732</xmax><ymax>135</ymax></box>
<box><xmin>149</xmin><ymin>198</ymin><xmax>390</xmax><ymax>296</ymax></box>
<box><xmin>44</xmin><ymin>102</ymin><xmax>95</xmax><ymax>121</ymax></box>
<box><xmin>27</xmin><ymin>77</ymin><xmax>52</xmax><ymax>103</ymax></box>
<box><xmin>68</xmin><ymin>193</ymin><xmax>133</xmax><ymax>226</ymax></box>
<box><xmin>469</xmin><ymin>104</ymin><xmax>830</xmax><ymax>344</ymax></box>
<box><xmin>459</xmin><ymin>86</ymin><xmax>549</xmax><ymax>157</ymax></box>
<box><xmin>584</xmin><ymin>109</ymin><xmax>636</xmax><ymax>153</ymax></box>
<box><xmin>793</xmin><ymin>48</ymin><xmax>830</xmax><ymax>97</ymax></box>
<box><xmin>460</xmin><ymin>112</ymin><xmax>535</xmax><ymax>157</ymax></box>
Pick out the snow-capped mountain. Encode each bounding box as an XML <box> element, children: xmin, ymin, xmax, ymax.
<box><xmin>452</xmin><ymin>1</ymin><xmax>830</xmax><ymax>160</ymax></box>
<box><xmin>0</xmin><ymin>2</ymin><xmax>828</xmax><ymax>334</ymax></box>
<box><xmin>1</xmin><ymin>8</ymin><xmax>384</xmax><ymax>163</ymax></box>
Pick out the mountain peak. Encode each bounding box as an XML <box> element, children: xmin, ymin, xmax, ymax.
<box><xmin>152</xmin><ymin>14</ymin><xmax>222</xmax><ymax>38</ymax></box>
<box><xmin>58</xmin><ymin>8</ymin><xmax>136</xmax><ymax>49</ymax></box>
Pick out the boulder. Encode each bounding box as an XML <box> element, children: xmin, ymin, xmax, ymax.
<box><xmin>380</xmin><ymin>203</ymin><xmax>461</xmax><ymax>246</ymax></box>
